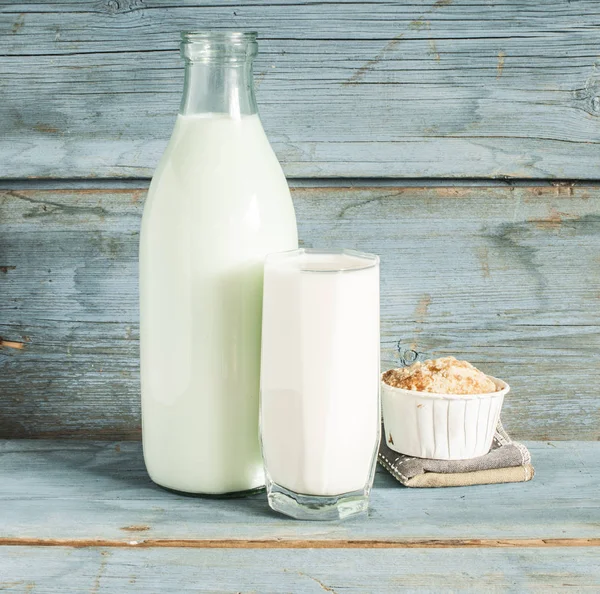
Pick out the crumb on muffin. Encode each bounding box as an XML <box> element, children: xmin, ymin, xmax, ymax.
<box><xmin>382</xmin><ymin>356</ymin><xmax>498</xmax><ymax>395</ymax></box>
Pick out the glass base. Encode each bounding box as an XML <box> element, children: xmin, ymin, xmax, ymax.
<box><xmin>156</xmin><ymin>482</ymin><xmax>265</xmax><ymax>499</ymax></box>
<box><xmin>267</xmin><ymin>481</ymin><xmax>369</xmax><ymax>521</ymax></box>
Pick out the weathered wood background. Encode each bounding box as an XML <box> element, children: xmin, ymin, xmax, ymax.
<box><xmin>0</xmin><ymin>1</ymin><xmax>599</xmax><ymax>440</ymax></box>
<box><xmin>1</xmin><ymin>185</ymin><xmax>598</xmax><ymax>440</ymax></box>
<box><xmin>1</xmin><ymin>0</ymin><xmax>600</xmax><ymax>178</ymax></box>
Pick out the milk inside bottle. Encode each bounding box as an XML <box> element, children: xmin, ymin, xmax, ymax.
<box><xmin>139</xmin><ymin>32</ymin><xmax>298</xmax><ymax>494</ymax></box>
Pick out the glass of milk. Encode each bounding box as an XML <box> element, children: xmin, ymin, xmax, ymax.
<box><xmin>260</xmin><ymin>249</ymin><xmax>380</xmax><ymax>520</ymax></box>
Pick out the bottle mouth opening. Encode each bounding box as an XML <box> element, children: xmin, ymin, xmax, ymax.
<box><xmin>181</xmin><ymin>31</ymin><xmax>258</xmax><ymax>63</ymax></box>
<box><xmin>181</xmin><ymin>31</ymin><xmax>257</xmax><ymax>42</ymax></box>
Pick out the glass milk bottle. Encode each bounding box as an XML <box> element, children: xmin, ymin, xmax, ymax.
<box><xmin>139</xmin><ymin>32</ymin><xmax>298</xmax><ymax>495</ymax></box>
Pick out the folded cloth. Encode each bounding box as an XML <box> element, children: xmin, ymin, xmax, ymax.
<box><xmin>378</xmin><ymin>419</ymin><xmax>534</xmax><ymax>488</ymax></box>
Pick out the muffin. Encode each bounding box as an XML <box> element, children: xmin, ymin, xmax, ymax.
<box><xmin>381</xmin><ymin>357</ymin><xmax>509</xmax><ymax>460</ymax></box>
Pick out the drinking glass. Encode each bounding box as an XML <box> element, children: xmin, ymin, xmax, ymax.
<box><xmin>260</xmin><ymin>249</ymin><xmax>380</xmax><ymax>520</ymax></box>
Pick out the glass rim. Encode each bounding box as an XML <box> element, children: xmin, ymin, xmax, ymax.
<box><xmin>181</xmin><ymin>31</ymin><xmax>258</xmax><ymax>42</ymax></box>
<box><xmin>180</xmin><ymin>31</ymin><xmax>258</xmax><ymax>63</ymax></box>
<box><xmin>265</xmin><ymin>248</ymin><xmax>379</xmax><ymax>273</ymax></box>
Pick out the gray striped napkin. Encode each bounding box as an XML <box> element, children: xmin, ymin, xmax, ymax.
<box><xmin>378</xmin><ymin>420</ymin><xmax>534</xmax><ymax>488</ymax></box>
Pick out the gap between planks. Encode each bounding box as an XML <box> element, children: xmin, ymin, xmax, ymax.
<box><xmin>3</xmin><ymin>178</ymin><xmax>600</xmax><ymax>191</ymax></box>
<box><xmin>0</xmin><ymin>538</ymin><xmax>598</xmax><ymax>550</ymax></box>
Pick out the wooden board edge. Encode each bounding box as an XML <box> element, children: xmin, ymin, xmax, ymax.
<box><xmin>0</xmin><ymin>538</ymin><xmax>598</xmax><ymax>549</ymax></box>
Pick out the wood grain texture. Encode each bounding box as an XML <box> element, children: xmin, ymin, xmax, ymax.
<box><xmin>1</xmin><ymin>546</ymin><xmax>598</xmax><ymax>593</ymax></box>
<box><xmin>1</xmin><ymin>441</ymin><xmax>598</xmax><ymax>592</ymax></box>
<box><xmin>0</xmin><ymin>441</ymin><xmax>598</xmax><ymax>542</ymax></box>
<box><xmin>1</xmin><ymin>185</ymin><xmax>599</xmax><ymax>440</ymax></box>
<box><xmin>1</xmin><ymin>1</ymin><xmax>600</xmax><ymax>179</ymax></box>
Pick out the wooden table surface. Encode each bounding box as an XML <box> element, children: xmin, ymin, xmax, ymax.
<box><xmin>0</xmin><ymin>440</ymin><xmax>598</xmax><ymax>592</ymax></box>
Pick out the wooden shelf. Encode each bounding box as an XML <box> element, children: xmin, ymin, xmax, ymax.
<box><xmin>1</xmin><ymin>440</ymin><xmax>598</xmax><ymax>591</ymax></box>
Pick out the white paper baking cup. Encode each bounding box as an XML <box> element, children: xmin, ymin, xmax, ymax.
<box><xmin>381</xmin><ymin>375</ymin><xmax>509</xmax><ymax>460</ymax></box>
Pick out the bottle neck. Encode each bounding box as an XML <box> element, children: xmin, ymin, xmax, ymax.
<box><xmin>180</xmin><ymin>61</ymin><xmax>258</xmax><ymax>118</ymax></box>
